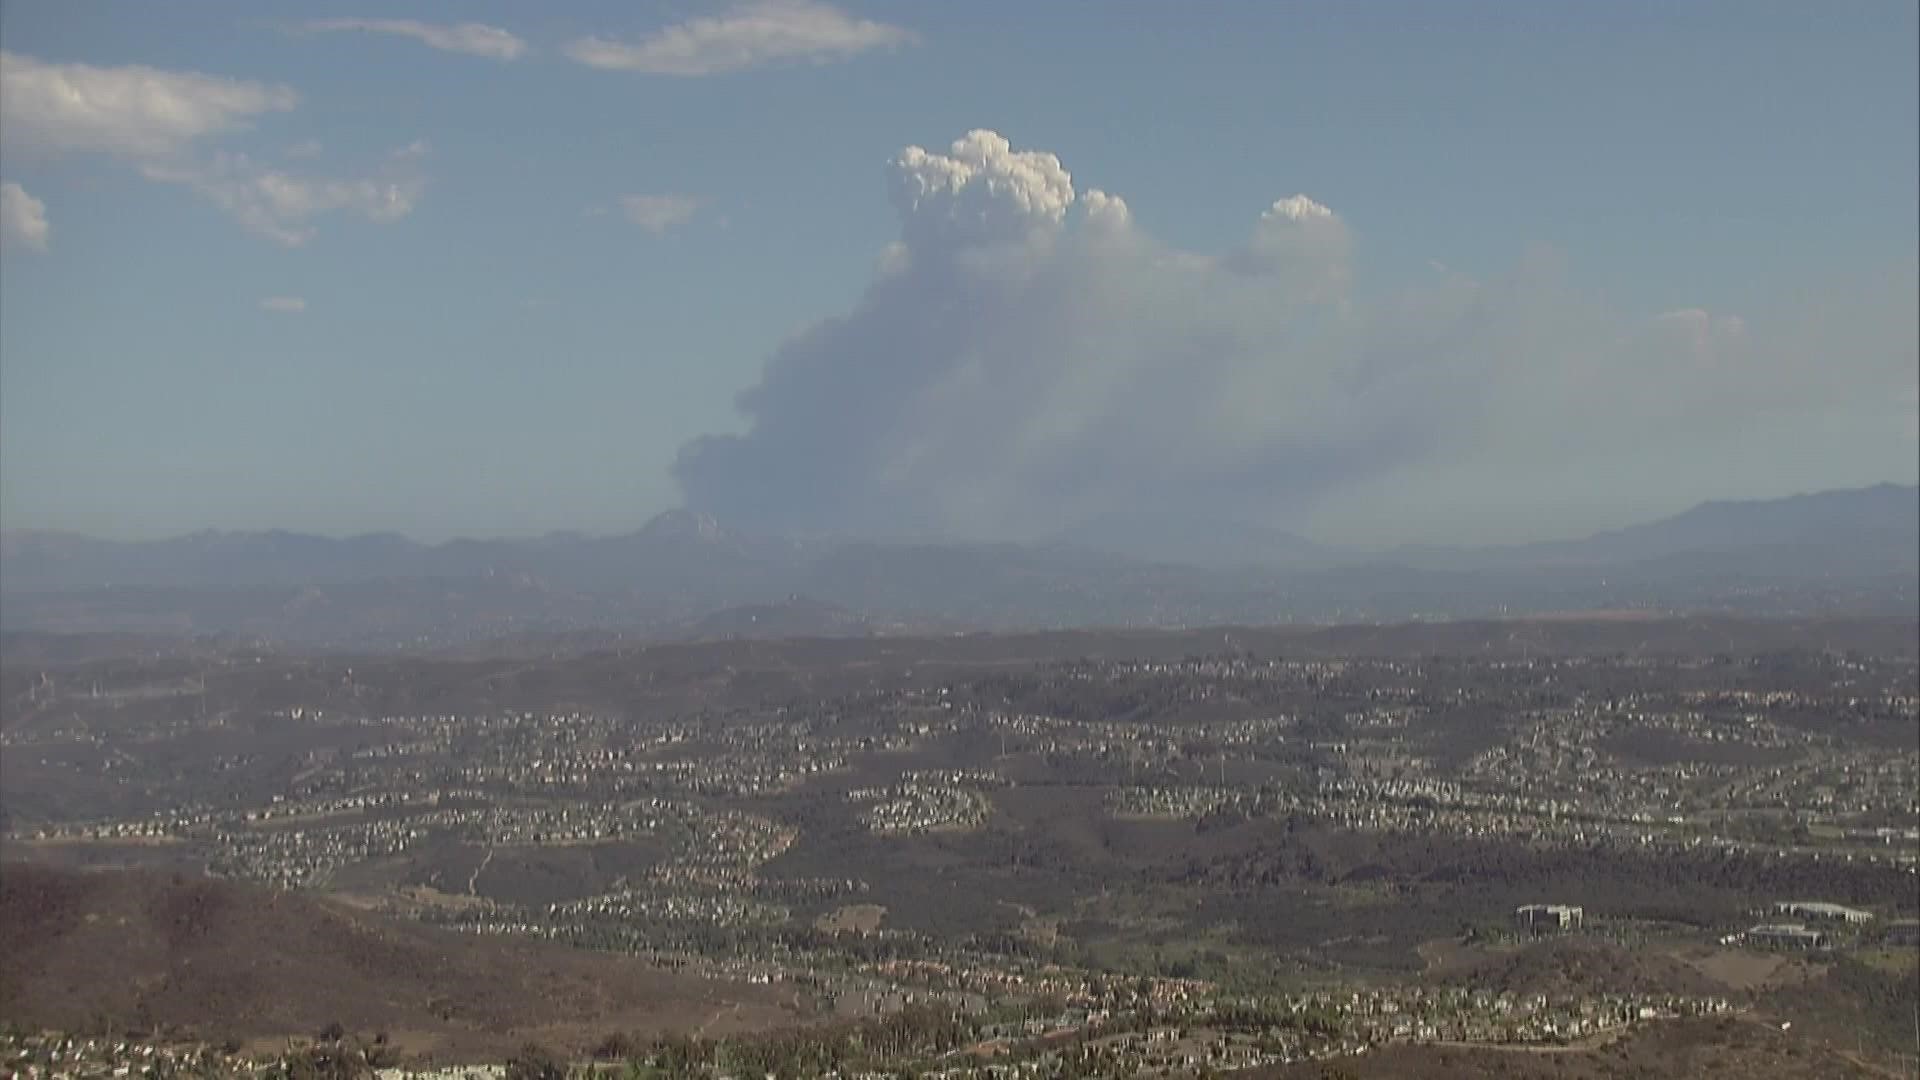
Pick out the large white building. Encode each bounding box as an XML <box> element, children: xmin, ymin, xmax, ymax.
<box><xmin>1747</xmin><ymin>923</ymin><xmax>1830</xmax><ymax>950</ymax></box>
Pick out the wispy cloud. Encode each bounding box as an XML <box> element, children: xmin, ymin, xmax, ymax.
<box><xmin>1</xmin><ymin>181</ymin><xmax>50</xmax><ymax>251</ymax></box>
<box><xmin>141</xmin><ymin>143</ymin><xmax>428</xmax><ymax>247</ymax></box>
<box><xmin>299</xmin><ymin>18</ymin><xmax>526</xmax><ymax>61</ymax></box>
<box><xmin>620</xmin><ymin>193</ymin><xmax>702</xmax><ymax>233</ymax></box>
<box><xmin>259</xmin><ymin>296</ymin><xmax>307</xmax><ymax>313</ymax></box>
<box><xmin>566</xmin><ymin>0</ymin><xmax>913</xmax><ymax>76</ymax></box>
<box><xmin>0</xmin><ymin>51</ymin><xmax>426</xmax><ymax>246</ymax></box>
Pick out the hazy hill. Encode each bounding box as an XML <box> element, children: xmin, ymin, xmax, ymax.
<box><xmin>6</xmin><ymin>485</ymin><xmax>1910</xmax><ymax>594</ymax></box>
<box><xmin>1050</xmin><ymin>511</ymin><xmax>1333</xmax><ymax>569</ymax></box>
<box><xmin>1393</xmin><ymin>483</ymin><xmax>1919</xmax><ymax>576</ymax></box>
<box><xmin>668</xmin><ymin>594</ymin><xmax>875</xmax><ymax>641</ymax></box>
<box><xmin>0</xmin><ymin>509</ymin><xmax>801</xmax><ymax>596</ymax></box>
<box><xmin>2</xmin><ymin>486</ymin><xmax>1913</xmax><ymax>643</ymax></box>
<box><xmin>1544</xmin><ymin>483</ymin><xmax>1918</xmax><ymax>564</ymax></box>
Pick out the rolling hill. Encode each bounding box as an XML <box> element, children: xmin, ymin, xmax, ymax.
<box><xmin>0</xmin><ymin>861</ymin><xmax>798</xmax><ymax>1061</ymax></box>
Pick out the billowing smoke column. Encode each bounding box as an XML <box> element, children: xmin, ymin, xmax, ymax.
<box><xmin>674</xmin><ymin>130</ymin><xmax>1911</xmax><ymax>546</ymax></box>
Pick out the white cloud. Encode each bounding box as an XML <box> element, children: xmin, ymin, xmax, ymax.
<box><xmin>674</xmin><ymin>128</ymin><xmax>1919</xmax><ymax>546</ymax></box>
<box><xmin>1081</xmin><ymin>189</ymin><xmax>1131</xmax><ymax>232</ymax></box>
<box><xmin>620</xmin><ymin>194</ymin><xmax>702</xmax><ymax>233</ymax></box>
<box><xmin>566</xmin><ymin>0</ymin><xmax>913</xmax><ymax>75</ymax></box>
<box><xmin>1</xmin><ymin>181</ymin><xmax>50</xmax><ymax>251</ymax></box>
<box><xmin>0</xmin><ymin>50</ymin><xmax>295</xmax><ymax>160</ymax></box>
<box><xmin>889</xmin><ymin>130</ymin><xmax>1076</xmax><ymax>249</ymax></box>
<box><xmin>259</xmin><ymin>296</ymin><xmax>306</xmax><ymax>313</ymax></box>
<box><xmin>299</xmin><ymin>19</ymin><xmax>526</xmax><ymax>61</ymax></box>
<box><xmin>1262</xmin><ymin>194</ymin><xmax>1333</xmax><ymax>223</ymax></box>
<box><xmin>0</xmin><ymin>52</ymin><xmax>425</xmax><ymax>246</ymax></box>
<box><xmin>285</xmin><ymin>139</ymin><xmax>323</xmax><ymax>159</ymax></box>
<box><xmin>1232</xmin><ymin>192</ymin><xmax>1351</xmax><ymax>299</ymax></box>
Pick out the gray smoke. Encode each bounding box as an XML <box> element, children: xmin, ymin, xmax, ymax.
<box><xmin>676</xmin><ymin>130</ymin><xmax>1917</xmax><ymax>546</ymax></box>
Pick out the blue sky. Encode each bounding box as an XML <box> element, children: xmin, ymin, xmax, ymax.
<box><xmin>2</xmin><ymin>1</ymin><xmax>1915</xmax><ymax>546</ymax></box>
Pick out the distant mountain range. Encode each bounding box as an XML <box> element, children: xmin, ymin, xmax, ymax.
<box><xmin>0</xmin><ymin>509</ymin><xmax>806</xmax><ymax>594</ymax></box>
<box><xmin>2</xmin><ymin>485</ymin><xmax>1912</xmax><ymax>646</ymax></box>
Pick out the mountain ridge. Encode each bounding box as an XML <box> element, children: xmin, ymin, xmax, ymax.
<box><xmin>1385</xmin><ymin>482</ymin><xmax>1919</xmax><ymax>571</ymax></box>
<box><xmin>7</xmin><ymin>484</ymin><xmax>1912</xmax><ymax>588</ymax></box>
<box><xmin>2</xmin><ymin>486</ymin><xmax>1912</xmax><ymax>643</ymax></box>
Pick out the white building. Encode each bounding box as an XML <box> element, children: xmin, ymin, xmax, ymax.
<box><xmin>1747</xmin><ymin>923</ymin><xmax>1830</xmax><ymax>950</ymax></box>
<box><xmin>1514</xmin><ymin>904</ymin><xmax>1584</xmax><ymax>932</ymax></box>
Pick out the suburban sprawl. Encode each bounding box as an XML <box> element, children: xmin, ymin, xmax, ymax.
<box><xmin>3</xmin><ymin>622</ymin><xmax>1915</xmax><ymax>1077</ymax></box>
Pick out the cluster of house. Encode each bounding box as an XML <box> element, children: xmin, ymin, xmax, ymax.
<box><xmin>849</xmin><ymin>781</ymin><xmax>992</xmax><ymax>834</ymax></box>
